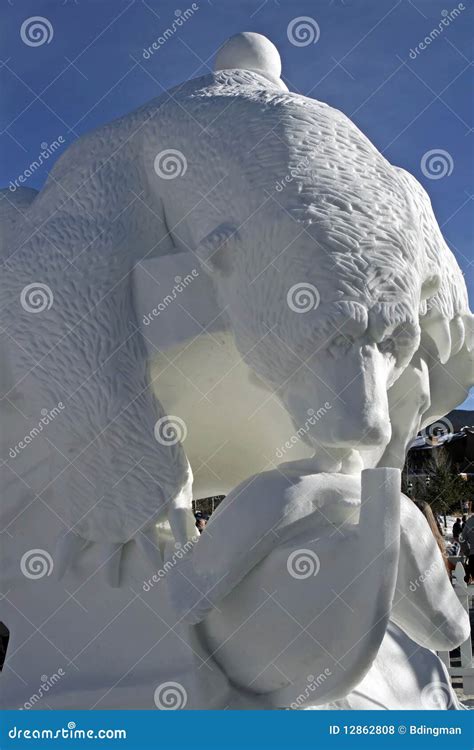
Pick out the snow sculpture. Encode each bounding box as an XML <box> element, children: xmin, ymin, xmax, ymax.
<box><xmin>1</xmin><ymin>32</ymin><xmax>472</xmax><ymax>710</ymax></box>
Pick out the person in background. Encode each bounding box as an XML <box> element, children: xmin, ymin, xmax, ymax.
<box><xmin>446</xmin><ymin>538</ymin><xmax>461</xmax><ymax>557</ymax></box>
<box><xmin>459</xmin><ymin>514</ymin><xmax>474</xmax><ymax>584</ymax></box>
<box><xmin>461</xmin><ymin>514</ymin><xmax>467</xmax><ymax>530</ymax></box>
<box><xmin>196</xmin><ymin>515</ymin><xmax>208</xmax><ymax>534</ymax></box>
<box><xmin>452</xmin><ymin>517</ymin><xmax>462</xmax><ymax>540</ymax></box>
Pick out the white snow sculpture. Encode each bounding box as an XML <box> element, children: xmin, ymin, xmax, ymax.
<box><xmin>0</xmin><ymin>32</ymin><xmax>472</xmax><ymax>710</ymax></box>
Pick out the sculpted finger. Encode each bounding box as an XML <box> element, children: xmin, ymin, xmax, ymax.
<box><xmin>100</xmin><ymin>543</ymin><xmax>123</xmax><ymax>588</ymax></box>
<box><xmin>137</xmin><ymin>526</ymin><xmax>164</xmax><ymax>570</ymax></box>
<box><xmin>55</xmin><ymin>531</ymin><xmax>88</xmax><ymax>580</ymax></box>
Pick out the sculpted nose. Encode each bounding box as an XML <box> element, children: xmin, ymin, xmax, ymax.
<box><xmin>288</xmin><ymin>344</ymin><xmax>392</xmax><ymax>449</ymax></box>
<box><xmin>324</xmin><ymin>413</ymin><xmax>390</xmax><ymax>448</ymax></box>
<box><xmin>331</xmin><ymin>345</ymin><xmax>391</xmax><ymax>447</ymax></box>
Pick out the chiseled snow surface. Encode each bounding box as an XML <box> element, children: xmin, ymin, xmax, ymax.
<box><xmin>1</xmin><ymin>31</ymin><xmax>472</xmax><ymax>709</ymax></box>
<box><xmin>2</xmin><ymin>66</ymin><xmax>471</xmax><ymax>540</ymax></box>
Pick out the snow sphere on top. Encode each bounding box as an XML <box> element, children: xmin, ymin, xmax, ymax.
<box><xmin>214</xmin><ymin>32</ymin><xmax>285</xmax><ymax>88</ymax></box>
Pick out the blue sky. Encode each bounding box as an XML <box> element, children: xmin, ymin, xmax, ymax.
<box><xmin>1</xmin><ymin>0</ymin><xmax>472</xmax><ymax>407</ymax></box>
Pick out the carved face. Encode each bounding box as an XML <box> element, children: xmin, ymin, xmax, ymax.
<box><xmin>151</xmin><ymin>73</ymin><xmax>465</xmax><ymax>460</ymax></box>
<box><xmin>195</xmin><ymin>210</ymin><xmax>422</xmax><ymax>455</ymax></box>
